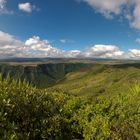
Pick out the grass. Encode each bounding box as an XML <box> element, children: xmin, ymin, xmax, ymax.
<box><xmin>50</xmin><ymin>64</ymin><xmax>140</xmax><ymax>96</ymax></box>
<box><xmin>1</xmin><ymin>73</ymin><xmax>140</xmax><ymax>139</ymax></box>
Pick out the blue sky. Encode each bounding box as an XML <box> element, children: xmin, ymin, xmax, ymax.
<box><xmin>1</xmin><ymin>0</ymin><xmax>140</xmax><ymax>59</ymax></box>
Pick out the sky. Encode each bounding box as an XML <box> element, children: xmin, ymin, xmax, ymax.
<box><xmin>1</xmin><ymin>0</ymin><xmax>140</xmax><ymax>59</ymax></box>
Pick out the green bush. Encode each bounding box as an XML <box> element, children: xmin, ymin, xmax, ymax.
<box><xmin>1</xmin><ymin>75</ymin><xmax>140</xmax><ymax>139</ymax></box>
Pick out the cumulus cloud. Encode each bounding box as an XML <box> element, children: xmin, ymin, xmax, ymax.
<box><xmin>128</xmin><ymin>49</ymin><xmax>140</xmax><ymax>58</ymax></box>
<box><xmin>79</xmin><ymin>0</ymin><xmax>140</xmax><ymax>30</ymax></box>
<box><xmin>0</xmin><ymin>31</ymin><xmax>26</xmax><ymax>57</ymax></box>
<box><xmin>1</xmin><ymin>30</ymin><xmax>140</xmax><ymax>59</ymax></box>
<box><xmin>0</xmin><ymin>0</ymin><xmax>12</xmax><ymax>14</ymax></box>
<box><xmin>131</xmin><ymin>2</ymin><xmax>140</xmax><ymax>30</ymax></box>
<box><xmin>81</xmin><ymin>0</ymin><xmax>127</xmax><ymax>18</ymax></box>
<box><xmin>0</xmin><ymin>31</ymin><xmax>82</xmax><ymax>58</ymax></box>
<box><xmin>0</xmin><ymin>31</ymin><xmax>62</xmax><ymax>58</ymax></box>
<box><xmin>81</xmin><ymin>44</ymin><xmax>124</xmax><ymax>58</ymax></box>
<box><xmin>25</xmin><ymin>36</ymin><xmax>62</xmax><ymax>57</ymax></box>
<box><xmin>18</xmin><ymin>2</ymin><xmax>36</xmax><ymax>13</ymax></box>
<box><xmin>0</xmin><ymin>0</ymin><xmax>6</xmax><ymax>9</ymax></box>
<box><xmin>62</xmin><ymin>50</ymin><xmax>81</xmax><ymax>57</ymax></box>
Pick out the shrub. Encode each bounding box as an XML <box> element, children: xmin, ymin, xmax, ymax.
<box><xmin>1</xmin><ymin>75</ymin><xmax>140</xmax><ymax>140</ymax></box>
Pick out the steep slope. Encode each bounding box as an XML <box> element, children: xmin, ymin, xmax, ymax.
<box><xmin>0</xmin><ymin>63</ymin><xmax>92</xmax><ymax>88</ymax></box>
<box><xmin>50</xmin><ymin>63</ymin><xmax>140</xmax><ymax>96</ymax></box>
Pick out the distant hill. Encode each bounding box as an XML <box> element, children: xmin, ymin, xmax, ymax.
<box><xmin>0</xmin><ymin>63</ymin><xmax>92</xmax><ymax>88</ymax></box>
<box><xmin>1</xmin><ymin>58</ymin><xmax>140</xmax><ymax>92</ymax></box>
<box><xmin>0</xmin><ymin>57</ymin><xmax>139</xmax><ymax>66</ymax></box>
<box><xmin>49</xmin><ymin>63</ymin><xmax>140</xmax><ymax>96</ymax></box>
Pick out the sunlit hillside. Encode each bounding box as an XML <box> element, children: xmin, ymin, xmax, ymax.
<box><xmin>49</xmin><ymin>63</ymin><xmax>140</xmax><ymax>96</ymax></box>
<box><xmin>1</xmin><ymin>74</ymin><xmax>140</xmax><ymax>140</ymax></box>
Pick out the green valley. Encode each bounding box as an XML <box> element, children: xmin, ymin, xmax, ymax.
<box><xmin>1</xmin><ymin>59</ymin><xmax>140</xmax><ymax>139</ymax></box>
<box><xmin>51</xmin><ymin>63</ymin><xmax>140</xmax><ymax>96</ymax></box>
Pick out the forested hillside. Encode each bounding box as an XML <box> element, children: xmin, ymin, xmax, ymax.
<box><xmin>0</xmin><ymin>63</ymin><xmax>91</xmax><ymax>88</ymax></box>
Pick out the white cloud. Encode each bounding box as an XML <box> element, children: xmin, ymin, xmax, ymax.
<box><xmin>81</xmin><ymin>0</ymin><xmax>127</xmax><ymax>18</ymax></box>
<box><xmin>128</xmin><ymin>49</ymin><xmax>140</xmax><ymax>58</ymax></box>
<box><xmin>81</xmin><ymin>44</ymin><xmax>124</xmax><ymax>58</ymax></box>
<box><xmin>0</xmin><ymin>31</ymin><xmax>26</xmax><ymax>57</ymax></box>
<box><xmin>1</xmin><ymin>30</ymin><xmax>140</xmax><ymax>59</ymax></box>
<box><xmin>131</xmin><ymin>2</ymin><xmax>140</xmax><ymax>30</ymax></box>
<box><xmin>18</xmin><ymin>2</ymin><xmax>36</xmax><ymax>13</ymax></box>
<box><xmin>25</xmin><ymin>36</ymin><xmax>62</xmax><ymax>57</ymax></box>
<box><xmin>79</xmin><ymin>0</ymin><xmax>140</xmax><ymax>30</ymax></box>
<box><xmin>0</xmin><ymin>31</ymin><xmax>63</xmax><ymax>58</ymax></box>
<box><xmin>0</xmin><ymin>0</ymin><xmax>12</xmax><ymax>14</ymax></box>
<box><xmin>62</xmin><ymin>50</ymin><xmax>81</xmax><ymax>57</ymax></box>
<box><xmin>0</xmin><ymin>0</ymin><xmax>6</xmax><ymax>9</ymax></box>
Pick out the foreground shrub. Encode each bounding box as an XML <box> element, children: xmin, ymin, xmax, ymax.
<box><xmin>0</xmin><ymin>75</ymin><xmax>70</xmax><ymax>139</ymax></box>
<box><xmin>1</xmin><ymin>75</ymin><xmax>140</xmax><ymax>139</ymax></box>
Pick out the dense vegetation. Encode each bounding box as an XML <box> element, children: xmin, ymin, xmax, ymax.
<box><xmin>51</xmin><ymin>63</ymin><xmax>140</xmax><ymax>96</ymax></box>
<box><xmin>0</xmin><ymin>63</ymin><xmax>91</xmax><ymax>88</ymax></box>
<box><xmin>1</xmin><ymin>73</ymin><xmax>140</xmax><ymax>140</ymax></box>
